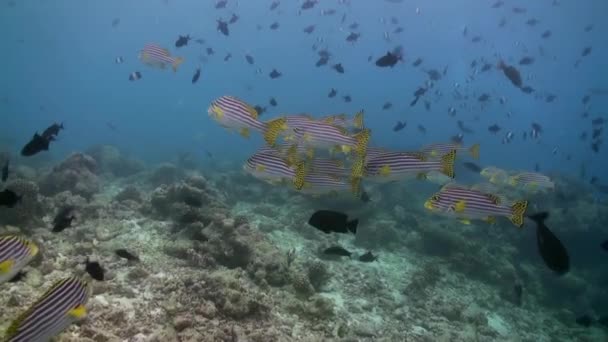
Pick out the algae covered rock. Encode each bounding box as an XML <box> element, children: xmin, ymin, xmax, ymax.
<box><xmin>86</xmin><ymin>145</ymin><xmax>144</xmax><ymax>177</ymax></box>
<box><xmin>39</xmin><ymin>153</ymin><xmax>100</xmax><ymax>200</ymax></box>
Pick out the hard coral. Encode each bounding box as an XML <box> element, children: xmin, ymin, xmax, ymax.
<box><xmin>86</xmin><ymin>145</ymin><xmax>144</xmax><ymax>177</ymax></box>
<box><xmin>39</xmin><ymin>153</ymin><xmax>100</xmax><ymax>200</ymax></box>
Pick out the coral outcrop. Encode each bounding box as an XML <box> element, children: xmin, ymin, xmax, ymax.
<box><xmin>39</xmin><ymin>153</ymin><xmax>100</xmax><ymax>200</ymax></box>
<box><xmin>86</xmin><ymin>145</ymin><xmax>144</xmax><ymax>178</ymax></box>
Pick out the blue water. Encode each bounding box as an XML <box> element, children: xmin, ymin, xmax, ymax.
<box><xmin>1</xmin><ymin>0</ymin><xmax>606</xmax><ymax>177</ymax></box>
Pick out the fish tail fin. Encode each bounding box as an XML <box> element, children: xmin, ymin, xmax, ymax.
<box><xmin>264</xmin><ymin>118</ymin><xmax>287</xmax><ymax>147</ymax></box>
<box><xmin>353</xmin><ymin>129</ymin><xmax>371</xmax><ymax>157</ymax></box>
<box><xmin>353</xmin><ymin>110</ymin><xmax>365</xmax><ymax>129</ymax></box>
<box><xmin>293</xmin><ymin>161</ymin><xmax>306</xmax><ymax>190</ymax></box>
<box><xmin>346</xmin><ymin>219</ymin><xmax>358</xmax><ymax>234</ymax></box>
<box><xmin>510</xmin><ymin>200</ymin><xmax>529</xmax><ymax>228</ymax></box>
<box><xmin>172</xmin><ymin>57</ymin><xmax>184</xmax><ymax>72</ymax></box>
<box><xmin>440</xmin><ymin>150</ymin><xmax>456</xmax><ymax>178</ymax></box>
<box><xmin>350</xmin><ymin>155</ymin><xmax>365</xmax><ymax>179</ymax></box>
<box><xmin>469</xmin><ymin>143</ymin><xmax>480</xmax><ymax>159</ymax></box>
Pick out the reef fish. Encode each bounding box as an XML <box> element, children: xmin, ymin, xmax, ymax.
<box><xmin>208</xmin><ymin>96</ymin><xmax>267</xmax><ymax>138</ymax></box>
<box><xmin>0</xmin><ymin>235</ymin><xmax>39</xmax><ymax>284</ymax></box>
<box><xmin>363</xmin><ymin>150</ymin><xmax>455</xmax><ymax>182</ymax></box>
<box><xmin>243</xmin><ymin>149</ymin><xmax>304</xmax><ymax>189</ymax></box>
<box><xmin>21</xmin><ymin>133</ymin><xmax>51</xmax><ymax>157</ymax></box>
<box><xmin>509</xmin><ymin>172</ymin><xmax>555</xmax><ymax>192</ymax></box>
<box><xmin>52</xmin><ymin>206</ymin><xmax>76</xmax><ymax>233</ymax></box>
<box><xmin>138</xmin><ymin>43</ymin><xmax>184</xmax><ymax>72</ymax></box>
<box><xmin>282</xmin><ymin>120</ymin><xmax>371</xmax><ymax>158</ymax></box>
<box><xmin>422</xmin><ymin>142</ymin><xmax>479</xmax><ymax>160</ymax></box>
<box><xmin>85</xmin><ymin>258</ymin><xmax>105</xmax><ymax>281</ymax></box>
<box><xmin>0</xmin><ymin>189</ymin><xmax>21</xmax><ymax>208</ymax></box>
<box><xmin>308</xmin><ymin>210</ymin><xmax>358</xmax><ymax>235</ymax></box>
<box><xmin>115</xmin><ymin>249</ymin><xmax>140</xmax><ymax>262</ymax></box>
<box><xmin>4</xmin><ymin>277</ymin><xmax>90</xmax><ymax>341</ymax></box>
<box><xmin>323</xmin><ymin>246</ymin><xmax>351</xmax><ymax>257</ymax></box>
<box><xmin>527</xmin><ymin>212</ymin><xmax>569</xmax><ymax>275</ymax></box>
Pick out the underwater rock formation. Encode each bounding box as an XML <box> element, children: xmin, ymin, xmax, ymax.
<box><xmin>86</xmin><ymin>145</ymin><xmax>144</xmax><ymax>177</ymax></box>
<box><xmin>0</xmin><ymin>179</ymin><xmax>45</xmax><ymax>226</ymax></box>
<box><xmin>39</xmin><ymin>153</ymin><xmax>100</xmax><ymax>200</ymax></box>
<box><xmin>147</xmin><ymin>163</ymin><xmax>182</xmax><ymax>188</ymax></box>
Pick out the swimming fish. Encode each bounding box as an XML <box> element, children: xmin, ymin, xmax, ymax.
<box><xmin>358</xmin><ymin>251</ymin><xmax>378</xmax><ymax>262</ymax></box>
<box><xmin>21</xmin><ymin>133</ymin><xmax>51</xmax><ymax>156</ymax></box>
<box><xmin>208</xmin><ymin>96</ymin><xmax>266</xmax><ymax>138</ymax></box>
<box><xmin>497</xmin><ymin>60</ymin><xmax>522</xmax><ymax>88</ymax></box>
<box><xmin>138</xmin><ymin>43</ymin><xmax>184</xmax><ymax>72</ymax></box>
<box><xmin>0</xmin><ymin>189</ymin><xmax>21</xmax><ymax>208</ymax></box>
<box><xmin>52</xmin><ymin>206</ymin><xmax>76</xmax><ymax>233</ymax></box>
<box><xmin>323</xmin><ymin>246</ymin><xmax>351</xmax><ymax>257</ymax></box>
<box><xmin>115</xmin><ymin>249</ymin><xmax>140</xmax><ymax>262</ymax></box>
<box><xmin>128</xmin><ymin>71</ymin><xmax>142</xmax><ymax>81</ymax></box>
<box><xmin>85</xmin><ymin>258</ymin><xmax>105</xmax><ymax>281</ymax></box>
<box><xmin>308</xmin><ymin>210</ymin><xmax>358</xmax><ymax>235</ymax></box>
<box><xmin>0</xmin><ymin>235</ymin><xmax>39</xmax><ymax>284</ymax></box>
<box><xmin>175</xmin><ymin>35</ymin><xmax>191</xmax><ymax>48</ymax></box>
<box><xmin>375</xmin><ymin>51</ymin><xmax>401</xmax><ymax>67</ymax></box>
<box><xmin>362</xmin><ymin>150</ymin><xmax>456</xmax><ymax>182</ymax></box>
<box><xmin>4</xmin><ymin>277</ymin><xmax>90</xmax><ymax>341</ymax></box>
<box><xmin>527</xmin><ymin>212</ymin><xmax>570</xmax><ymax>275</ymax></box>
<box><xmin>192</xmin><ymin>68</ymin><xmax>201</xmax><ymax>84</ymax></box>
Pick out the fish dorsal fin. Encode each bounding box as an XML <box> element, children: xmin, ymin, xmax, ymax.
<box><xmin>247</xmin><ymin>105</ymin><xmax>258</xmax><ymax>119</ymax></box>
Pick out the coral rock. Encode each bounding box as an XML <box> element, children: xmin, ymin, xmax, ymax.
<box><xmin>39</xmin><ymin>153</ymin><xmax>100</xmax><ymax>200</ymax></box>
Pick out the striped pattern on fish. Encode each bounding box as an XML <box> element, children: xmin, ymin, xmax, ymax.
<box><xmin>208</xmin><ymin>96</ymin><xmax>267</xmax><ymax>137</ymax></box>
<box><xmin>289</xmin><ymin>121</ymin><xmax>370</xmax><ymax>156</ymax></box>
<box><xmin>297</xmin><ymin>173</ymin><xmax>353</xmax><ymax>195</ymax></box>
<box><xmin>422</xmin><ymin>143</ymin><xmax>479</xmax><ymax>160</ymax></box>
<box><xmin>509</xmin><ymin>172</ymin><xmax>555</xmax><ymax>190</ymax></box>
<box><xmin>138</xmin><ymin>44</ymin><xmax>184</xmax><ymax>72</ymax></box>
<box><xmin>5</xmin><ymin>277</ymin><xmax>90</xmax><ymax>342</ymax></box>
<box><xmin>425</xmin><ymin>184</ymin><xmax>527</xmax><ymax>227</ymax></box>
<box><xmin>320</xmin><ymin>110</ymin><xmax>364</xmax><ymax>131</ymax></box>
<box><xmin>364</xmin><ymin>150</ymin><xmax>455</xmax><ymax>181</ymax></box>
<box><xmin>244</xmin><ymin>151</ymin><xmax>296</xmax><ymax>183</ymax></box>
<box><xmin>308</xmin><ymin>158</ymin><xmax>348</xmax><ymax>177</ymax></box>
<box><xmin>0</xmin><ymin>235</ymin><xmax>38</xmax><ymax>284</ymax></box>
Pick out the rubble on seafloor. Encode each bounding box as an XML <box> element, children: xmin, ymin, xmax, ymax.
<box><xmin>0</xmin><ymin>150</ymin><xmax>607</xmax><ymax>341</ymax></box>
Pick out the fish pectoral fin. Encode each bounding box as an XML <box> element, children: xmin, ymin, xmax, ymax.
<box><xmin>240</xmin><ymin>127</ymin><xmax>250</xmax><ymax>138</ymax></box>
<box><xmin>68</xmin><ymin>305</ymin><xmax>87</xmax><ymax>319</ymax></box>
<box><xmin>0</xmin><ymin>259</ymin><xmax>15</xmax><ymax>273</ymax></box>
<box><xmin>459</xmin><ymin>219</ymin><xmax>471</xmax><ymax>225</ymax></box>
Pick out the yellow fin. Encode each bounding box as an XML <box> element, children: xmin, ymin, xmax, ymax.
<box><xmin>454</xmin><ymin>200</ymin><xmax>466</xmax><ymax>213</ymax></box>
<box><xmin>28</xmin><ymin>241</ymin><xmax>39</xmax><ymax>257</ymax></box>
<box><xmin>353</xmin><ymin>110</ymin><xmax>364</xmax><ymax>129</ymax></box>
<box><xmin>247</xmin><ymin>105</ymin><xmax>258</xmax><ymax>119</ymax></box>
<box><xmin>341</xmin><ymin>145</ymin><xmax>352</xmax><ymax>154</ymax></box>
<box><xmin>68</xmin><ymin>305</ymin><xmax>87</xmax><ymax>319</ymax></box>
<box><xmin>469</xmin><ymin>143</ymin><xmax>480</xmax><ymax>160</ymax></box>
<box><xmin>353</xmin><ymin>129</ymin><xmax>371</xmax><ymax>157</ymax></box>
<box><xmin>255</xmin><ymin>164</ymin><xmax>266</xmax><ymax>172</ymax></box>
<box><xmin>212</xmin><ymin>105</ymin><xmax>224</xmax><ymax>119</ymax></box>
<box><xmin>172</xmin><ymin>57</ymin><xmax>184</xmax><ymax>72</ymax></box>
<box><xmin>485</xmin><ymin>216</ymin><xmax>496</xmax><ymax>224</ymax></box>
<box><xmin>440</xmin><ymin>150</ymin><xmax>456</xmax><ymax>179</ymax></box>
<box><xmin>379</xmin><ymin>165</ymin><xmax>391</xmax><ymax>176</ymax></box>
<box><xmin>0</xmin><ymin>259</ymin><xmax>14</xmax><ymax>274</ymax></box>
<box><xmin>508</xmin><ymin>177</ymin><xmax>518</xmax><ymax>186</ymax></box>
<box><xmin>240</xmin><ymin>127</ymin><xmax>250</xmax><ymax>138</ymax></box>
<box><xmin>263</xmin><ymin>118</ymin><xmax>287</xmax><ymax>147</ymax></box>
<box><xmin>510</xmin><ymin>200</ymin><xmax>528</xmax><ymax>228</ymax></box>
<box><xmin>293</xmin><ymin>162</ymin><xmax>306</xmax><ymax>190</ymax></box>
<box><xmin>424</xmin><ymin>200</ymin><xmax>434</xmax><ymax>210</ymax></box>
<box><xmin>459</xmin><ymin>219</ymin><xmax>471</xmax><ymax>225</ymax></box>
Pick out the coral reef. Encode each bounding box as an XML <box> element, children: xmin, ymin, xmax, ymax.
<box><xmin>0</xmin><ymin>179</ymin><xmax>45</xmax><ymax>226</ymax></box>
<box><xmin>39</xmin><ymin>153</ymin><xmax>100</xmax><ymax>200</ymax></box>
<box><xmin>86</xmin><ymin>145</ymin><xmax>145</xmax><ymax>178</ymax></box>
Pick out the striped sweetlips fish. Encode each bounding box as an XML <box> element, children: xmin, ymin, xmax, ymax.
<box><xmin>424</xmin><ymin>183</ymin><xmax>528</xmax><ymax>227</ymax></box>
<box><xmin>295</xmin><ymin>172</ymin><xmax>357</xmax><ymax>196</ymax></box>
<box><xmin>282</xmin><ymin>119</ymin><xmax>371</xmax><ymax>157</ymax></box>
<box><xmin>243</xmin><ymin>149</ymin><xmax>305</xmax><ymax>189</ymax></box>
<box><xmin>362</xmin><ymin>150</ymin><xmax>456</xmax><ymax>182</ymax></box>
<box><xmin>208</xmin><ymin>96</ymin><xmax>286</xmax><ymax>139</ymax></box>
<box><xmin>508</xmin><ymin>172</ymin><xmax>555</xmax><ymax>192</ymax></box>
<box><xmin>4</xmin><ymin>277</ymin><xmax>91</xmax><ymax>342</ymax></box>
<box><xmin>422</xmin><ymin>142</ymin><xmax>480</xmax><ymax>160</ymax></box>
<box><xmin>138</xmin><ymin>43</ymin><xmax>184</xmax><ymax>72</ymax></box>
<box><xmin>0</xmin><ymin>235</ymin><xmax>39</xmax><ymax>284</ymax></box>
<box><xmin>320</xmin><ymin>110</ymin><xmax>365</xmax><ymax>132</ymax></box>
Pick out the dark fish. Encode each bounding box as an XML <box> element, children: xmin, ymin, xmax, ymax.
<box><xmin>457</xmin><ymin>120</ymin><xmax>474</xmax><ymax>134</ymax></box>
<box><xmin>497</xmin><ymin>60</ymin><xmax>523</xmax><ymax>88</ymax></box>
<box><xmin>488</xmin><ymin>124</ymin><xmax>501</xmax><ymax>134</ymax></box>
<box><xmin>21</xmin><ymin>133</ymin><xmax>51</xmax><ymax>157</ymax></box>
<box><xmin>519</xmin><ymin>56</ymin><xmax>534</xmax><ymax>65</ymax></box>
<box><xmin>375</xmin><ymin>51</ymin><xmax>401</xmax><ymax>68</ymax></box>
<box><xmin>545</xmin><ymin>94</ymin><xmax>556</xmax><ymax>103</ymax></box>
<box><xmin>541</xmin><ymin>30</ymin><xmax>552</xmax><ymax>38</ymax></box>
<box><xmin>328</xmin><ymin>88</ymin><xmax>337</xmax><ymax>98</ymax></box>
<box><xmin>85</xmin><ymin>258</ymin><xmax>105</xmax><ymax>281</ymax></box>
<box><xmin>345</xmin><ymin>32</ymin><xmax>360</xmax><ymax>43</ymax></box>
<box><xmin>481</xmin><ymin>63</ymin><xmax>492</xmax><ymax>72</ymax></box>
<box><xmin>426</xmin><ymin>69</ymin><xmax>442</xmax><ymax>81</ymax></box>
<box><xmin>215</xmin><ymin>0</ymin><xmax>227</xmax><ymax>9</ymax></box>
<box><xmin>451</xmin><ymin>134</ymin><xmax>464</xmax><ymax>144</ymax></box>
<box><xmin>471</xmin><ymin>36</ymin><xmax>482</xmax><ymax>43</ymax></box>
<box><xmin>513</xmin><ymin>282</ymin><xmax>523</xmax><ymax>306</ymax></box>
<box><xmin>316</xmin><ymin>56</ymin><xmax>329</xmax><ymax>67</ymax></box>
<box><xmin>592</xmin><ymin>117</ymin><xmax>604</xmax><ymax>126</ymax></box>
<box><xmin>245</xmin><ymin>54</ymin><xmax>254</xmax><ymax>65</ymax></box>
<box><xmin>229</xmin><ymin>13</ymin><xmax>239</xmax><ymax>24</ymax></box>
<box><xmin>581</xmin><ymin>46</ymin><xmax>592</xmax><ymax>57</ymax></box>
<box><xmin>358</xmin><ymin>251</ymin><xmax>378</xmax><ymax>262</ymax></box>
<box><xmin>115</xmin><ymin>249</ymin><xmax>140</xmax><ymax>262</ymax></box>
<box><xmin>491</xmin><ymin>1</ymin><xmax>503</xmax><ymax>8</ymax></box>
<box><xmin>269</xmin><ymin>97</ymin><xmax>277</xmax><ymax>106</ymax></box>
<box><xmin>206</xmin><ymin>47</ymin><xmax>215</xmax><ymax>56</ymax></box>
<box><xmin>600</xmin><ymin>240</ymin><xmax>608</xmax><ymax>251</ymax></box>
<box><xmin>576</xmin><ymin>315</ymin><xmax>593</xmax><ymax>328</ymax></box>
<box><xmin>270</xmin><ymin>22</ymin><xmax>279</xmax><ymax>30</ymax></box>
<box><xmin>343</xmin><ymin>95</ymin><xmax>351</xmax><ymax>103</ymax></box>
<box><xmin>111</xmin><ymin>18</ymin><xmax>120</xmax><ymax>28</ymax></box>
<box><xmin>192</xmin><ymin>68</ymin><xmax>201</xmax><ymax>84</ymax></box>
<box><xmin>269</xmin><ymin>69</ymin><xmax>282</xmax><ymax>79</ymax></box>
<box><xmin>53</xmin><ymin>206</ymin><xmax>76</xmax><ymax>233</ymax></box>
<box><xmin>393</xmin><ymin>27</ymin><xmax>403</xmax><ymax>34</ymax></box>
<box><xmin>333</xmin><ymin>63</ymin><xmax>345</xmax><ymax>73</ymax></box>
<box><xmin>0</xmin><ymin>189</ymin><xmax>20</xmax><ymax>208</ymax></box>
<box><xmin>217</xmin><ymin>19</ymin><xmax>229</xmax><ymax>36</ymax></box>
<box><xmin>462</xmin><ymin>162</ymin><xmax>482</xmax><ymax>172</ymax></box>
<box><xmin>382</xmin><ymin>102</ymin><xmax>392</xmax><ymax>110</ymax></box>
<box><xmin>478</xmin><ymin>93</ymin><xmax>490</xmax><ymax>102</ymax></box>
<box><xmin>360</xmin><ymin>190</ymin><xmax>370</xmax><ymax>203</ymax></box>
<box><xmin>8</xmin><ymin>271</ymin><xmax>26</xmax><ymax>283</ymax></box>
<box><xmin>584</xmin><ymin>24</ymin><xmax>594</xmax><ymax>32</ymax></box>
<box><xmin>42</xmin><ymin>122</ymin><xmax>64</xmax><ymax>140</ymax></box>
<box><xmin>175</xmin><ymin>35</ymin><xmax>190</xmax><ymax>48</ymax></box>
<box><xmin>521</xmin><ymin>86</ymin><xmax>534</xmax><ymax>94</ymax></box>
<box><xmin>393</xmin><ymin>121</ymin><xmax>406</xmax><ymax>132</ymax></box>
<box><xmin>303</xmin><ymin>25</ymin><xmax>315</xmax><ymax>34</ymax></box>
<box><xmin>526</xmin><ymin>18</ymin><xmax>539</xmax><ymax>26</ymax></box>
<box><xmin>223</xmin><ymin>53</ymin><xmax>232</xmax><ymax>62</ymax></box>
<box><xmin>301</xmin><ymin>0</ymin><xmax>317</xmax><ymax>10</ymax></box>
<box><xmin>527</xmin><ymin>212</ymin><xmax>570</xmax><ymax>275</ymax></box>
<box><xmin>1</xmin><ymin>159</ymin><xmax>8</xmax><ymax>182</ymax></box>
<box><xmin>129</xmin><ymin>71</ymin><xmax>142</xmax><ymax>81</ymax></box>
<box><xmin>412</xmin><ymin>58</ymin><xmax>422</xmax><ymax>67</ymax></box>
<box><xmin>424</xmin><ymin>100</ymin><xmax>431</xmax><ymax>111</ymax></box>
<box><xmin>270</xmin><ymin>0</ymin><xmax>279</xmax><ymax>10</ymax></box>
<box><xmin>512</xmin><ymin>7</ymin><xmax>526</xmax><ymax>13</ymax></box>
<box><xmin>498</xmin><ymin>17</ymin><xmax>507</xmax><ymax>27</ymax></box>
<box><xmin>582</xmin><ymin>95</ymin><xmax>590</xmax><ymax>104</ymax></box>
<box><xmin>324</xmin><ymin>246</ymin><xmax>351</xmax><ymax>257</ymax></box>
<box><xmin>253</xmin><ymin>105</ymin><xmax>267</xmax><ymax>116</ymax></box>
<box><xmin>308</xmin><ymin>210</ymin><xmax>358</xmax><ymax>235</ymax></box>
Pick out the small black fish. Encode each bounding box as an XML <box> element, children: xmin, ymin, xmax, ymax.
<box><xmin>129</xmin><ymin>71</ymin><xmax>142</xmax><ymax>81</ymax></box>
<box><xmin>581</xmin><ymin>46</ymin><xmax>592</xmax><ymax>57</ymax></box>
<box><xmin>358</xmin><ymin>251</ymin><xmax>378</xmax><ymax>262</ymax></box>
<box><xmin>382</xmin><ymin>102</ymin><xmax>392</xmax><ymax>110</ymax></box>
<box><xmin>491</xmin><ymin>1</ymin><xmax>504</xmax><ymax>8</ymax></box>
<box><xmin>316</xmin><ymin>56</ymin><xmax>329</xmax><ymax>67</ymax></box>
<box><xmin>601</xmin><ymin>240</ymin><xmax>608</xmax><ymax>251</ymax></box>
<box><xmin>582</xmin><ymin>95</ymin><xmax>590</xmax><ymax>104</ymax></box>
<box><xmin>42</xmin><ymin>122</ymin><xmax>64</xmax><ymax>140</ymax></box>
<box><xmin>301</xmin><ymin>0</ymin><xmax>317</xmax><ymax>10</ymax></box>
<box><xmin>206</xmin><ymin>47</ymin><xmax>215</xmax><ymax>55</ymax></box>
<box><xmin>308</xmin><ymin>210</ymin><xmax>357</xmax><ymax>235</ymax></box>
<box><xmin>497</xmin><ymin>60</ymin><xmax>523</xmax><ymax>88</ymax></box>
<box><xmin>175</xmin><ymin>35</ymin><xmax>190</xmax><ymax>48</ymax></box>
<box><xmin>270</xmin><ymin>22</ymin><xmax>279</xmax><ymax>30</ymax></box>
<box><xmin>245</xmin><ymin>54</ymin><xmax>254</xmax><ymax>65</ymax></box>
<box><xmin>360</xmin><ymin>190</ymin><xmax>370</xmax><ymax>203</ymax></box>
<box><xmin>270</xmin><ymin>0</ymin><xmax>279</xmax><ymax>10</ymax></box>
<box><xmin>345</xmin><ymin>32</ymin><xmax>360</xmax><ymax>43</ymax></box>
<box><xmin>229</xmin><ymin>13</ymin><xmax>239</xmax><ymax>24</ymax></box>
<box><xmin>576</xmin><ymin>314</ymin><xmax>593</xmax><ymax>328</ymax></box>
<box><xmin>217</xmin><ymin>19</ymin><xmax>229</xmax><ymax>36</ymax></box>
<box><xmin>519</xmin><ymin>56</ymin><xmax>534</xmax><ymax>65</ymax></box>
<box><xmin>541</xmin><ymin>30</ymin><xmax>552</xmax><ymax>38</ymax></box>
<box><xmin>215</xmin><ymin>0</ymin><xmax>227</xmax><ymax>9</ymax></box>
<box><xmin>512</xmin><ymin>7</ymin><xmax>526</xmax><ymax>13</ymax></box>
<box><xmin>111</xmin><ymin>18</ymin><xmax>120</xmax><ymax>28</ymax></box>
<box><xmin>194</xmin><ymin>38</ymin><xmax>205</xmax><ymax>45</ymax></box>
<box><xmin>303</xmin><ymin>24</ymin><xmax>315</xmax><ymax>34</ymax></box>
<box><xmin>527</xmin><ymin>212</ymin><xmax>569</xmax><ymax>275</ymax></box>
<box><xmin>526</xmin><ymin>18</ymin><xmax>539</xmax><ymax>26</ymax></box>
<box><xmin>269</xmin><ymin>97</ymin><xmax>277</xmax><ymax>106</ymax></box>
<box><xmin>85</xmin><ymin>258</ymin><xmax>105</xmax><ymax>281</ymax></box>
<box><xmin>1</xmin><ymin>159</ymin><xmax>8</xmax><ymax>182</ymax></box>
<box><xmin>115</xmin><ymin>249</ymin><xmax>140</xmax><ymax>262</ymax></box>
<box><xmin>478</xmin><ymin>93</ymin><xmax>491</xmax><ymax>102</ymax></box>
<box><xmin>253</xmin><ymin>105</ymin><xmax>267</xmax><ymax>116</ymax></box>
<box><xmin>328</xmin><ymin>88</ymin><xmax>337</xmax><ymax>98</ymax></box>
<box><xmin>332</xmin><ymin>63</ymin><xmax>345</xmax><ymax>73</ymax></box>
<box><xmin>52</xmin><ymin>206</ymin><xmax>76</xmax><ymax>233</ymax></box>
<box><xmin>8</xmin><ymin>271</ymin><xmax>26</xmax><ymax>283</ymax></box>
<box><xmin>584</xmin><ymin>24</ymin><xmax>594</xmax><ymax>32</ymax></box>
<box><xmin>520</xmin><ymin>86</ymin><xmax>534</xmax><ymax>94</ymax></box>
<box><xmin>488</xmin><ymin>124</ymin><xmax>501</xmax><ymax>134</ymax></box>
<box><xmin>471</xmin><ymin>36</ymin><xmax>482</xmax><ymax>43</ymax></box>
<box><xmin>192</xmin><ymin>68</ymin><xmax>201</xmax><ymax>84</ymax></box>
<box><xmin>223</xmin><ymin>53</ymin><xmax>232</xmax><ymax>62</ymax></box>
<box><xmin>545</xmin><ymin>94</ymin><xmax>557</xmax><ymax>103</ymax></box>
<box><xmin>393</xmin><ymin>121</ymin><xmax>406</xmax><ymax>132</ymax></box>
<box><xmin>0</xmin><ymin>189</ymin><xmax>20</xmax><ymax>208</ymax></box>
<box><xmin>343</xmin><ymin>95</ymin><xmax>351</xmax><ymax>103</ymax></box>
<box><xmin>375</xmin><ymin>51</ymin><xmax>401</xmax><ymax>68</ymax></box>
<box><xmin>323</xmin><ymin>246</ymin><xmax>351</xmax><ymax>257</ymax></box>
<box><xmin>412</xmin><ymin>58</ymin><xmax>422</xmax><ymax>67</ymax></box>
<box><xmin>463</xmin><ymin>162</ymin><xmax>482</xmax><ymax>172</ymax></box>
<box><xmin>269</xmin><ymin>69</ymin><xmax>282</xmax><ymax>79</ymax></box>
<box><xmin>21</xmin><ymin>133</ymin><xmax>51</xmax><ymax>157</ymax></box>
